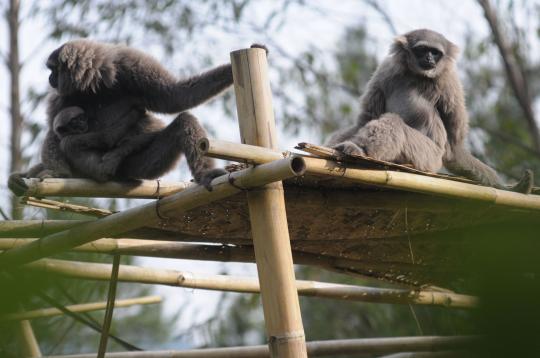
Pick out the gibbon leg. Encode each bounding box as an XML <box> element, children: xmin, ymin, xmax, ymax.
<box><xmin>118</xmin><ymin>112</ymin><xmax>223</xmax><ymax>183</ymax></box>
<box><xmin>336</xmin><ymin>113</ymin><xmax>445</xmax><ymax>172</ymax></box>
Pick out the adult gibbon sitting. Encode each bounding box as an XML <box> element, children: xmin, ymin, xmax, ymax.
<box><xmin>326</xmin><ymin>29</ymin><xmax>533</xmax><ymax>193</ymax></box>
<box><xmin>9</xmin><ymin>40</ymin><xmax>266</xmax><ymax>194</ymax></box>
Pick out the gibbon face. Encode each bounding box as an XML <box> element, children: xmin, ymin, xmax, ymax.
<box><xmin>393</xmin><ymin>29</ymin><xmax>458</xmax><ymax>79</ymax></box>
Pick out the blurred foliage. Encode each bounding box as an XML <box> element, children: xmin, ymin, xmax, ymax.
<box><xmin>0</xmin><ymin>202</ymin><xmax>175</xmax><ymax>357</ymax></box>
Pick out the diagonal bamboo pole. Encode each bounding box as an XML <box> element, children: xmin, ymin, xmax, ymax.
<box><xmin>1</xmin><ymin>295</ymin><xmax>162</xmax><ymax>321</ymax></box>
<box><xmin>21</xmin><ymin>259</ymin><xmax>477</xmax><ymax>308</ymax></box>
<box><xmin>41</xmin><ymin>336</ymin><xmax>477</xmax><ymax>358</ymax></box>
<box><xmin>231</xmin><ymin>47</ymin><xmax>307</xmax><ymax>357</ymax></box>
<box><xmin>0</xmin><ymin>157</ymin><xmax>305</xmax><ymax>268</ymax></box>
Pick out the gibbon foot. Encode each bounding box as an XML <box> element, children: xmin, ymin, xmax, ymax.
<box><xmin>332</xmin><ymin>141</ymin><xmax>367</xmax><ymax>157</ymax></box>
<box><xmin>198</xmin><ymin>168</ymin><xmax>228</xmax><ymax>191</ymax></box>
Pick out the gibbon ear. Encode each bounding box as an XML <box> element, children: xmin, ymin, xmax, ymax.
<box><xmin>394</xmin><ymin>35</ymin><xmax>408</xmax><ymax>47</ymax></box>
<box><xmin>391</xmin><ymin>35</ymin><xmax>408</xmax><ymax>54</ymax></box>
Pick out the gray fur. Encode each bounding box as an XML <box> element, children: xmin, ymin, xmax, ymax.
<box><xmin>327</xmin><ymin>29</ymin><xmax>533</xmax><ymax>193</ymax></box>
<box><xmin>11</xmin><ymin>39</ymin><xmax>238</xmax><ymax>193</ymax></box>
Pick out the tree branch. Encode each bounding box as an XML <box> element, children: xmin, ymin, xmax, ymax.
<box><xmin>477</xmin><ymin>0</ymin><xmax>540</xmax><ymax>151</ymax></box>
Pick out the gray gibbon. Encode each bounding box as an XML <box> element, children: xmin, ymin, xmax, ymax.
<box><xmin>326</xmin><ymin>29</ymin><xmax>533</xmax><ymax>193</ymax></box>
<box><xmin>9</xmin><ymin>40</ymin><xmax>266</xmax><ymax>194</ymax></box>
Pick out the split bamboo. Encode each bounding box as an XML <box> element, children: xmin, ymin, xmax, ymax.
<box><xmin>1</xmin><ymin>295</ymin><xmax>161</xmax><ymax>321</ymax></box>
<box><xmin>12</xmin><ymin>178</ymin><xmax>189</xmax><ymax>198</ymax></box>
<box><xmin>21</xmin><ymin>258</ymin><xmax>477</xmax><ymax>308</ymax></box>
<box><xmin>23</xmin><ymin>197</ymin><xmax>113</xmax><ymax>217</ymax></box>
<box><xmin>231</xmin><ymin>47</ymin><xmax>307</xmax><ymax>357</ymax></box>
<box><xmin>0</xmin><ymin>156</ymin><xmax>306</xmax><ymax>268</ymax></box>
<box><xmin>42</xmin><ymin>336</ymin><xmax>477</xmax><ymax>358</ymax></box>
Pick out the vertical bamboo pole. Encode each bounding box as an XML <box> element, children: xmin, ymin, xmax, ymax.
<box><xmin>230</xmin><ymin>47</ymin><xmax>307</xmax><ymax>357</ymax></box>
<box><xmin>17</xmin><ymin>319</ymin><xmax>42</xmax><ymax>357</ymax></box>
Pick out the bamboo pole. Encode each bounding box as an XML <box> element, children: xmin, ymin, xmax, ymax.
<box><xmin>21</xmin><ymin>258</ymin><xmax>477</xmax><ymax>308</ymax></box>
<box><xmin>42</xmin><ymin>336</ymin><xmax>477</xmax><ymax>358</ymax></box>
<box><xmin>0</xmin><ymin>220</ymin><xmax>93</xmax><ymax>238</ymax></box>
<box><xmin>0</xmin><ymin>157</ymin><xmax>306</xmax><ymax>268</ymax></box>
<box><xmin>0</xmin><ymin>223</ymin><xmax>201</xmax><ymax>242</ymax></box>
<box><xmin>198</xmin><ymin>138</ymin><xmax>285</xmax><ymax>163</ymax></box>
<box><xmin>302</xmin><ymin>157</ymin><xmax>540</xmax><ymax>210</ymax></box>
<box><xmin>200</xmin><ymin>138</ymin><xmax>540</xmax><ymax>211</ymax></box>
<box><xmin>231</xmin><ymin>47</ymin><xmax>307</xmax><ymax>357</ymax></box>
<box><xmin>0</xmin><ymin>237</ymin><xmax>430</xmax><ymax>276</ymax></box>
<box><xmin>11</xmin><ymin>178</ymin><xmax>189</xmax><ymax>198</ymax></box>
<box><xmin>1</xmin><ymin>296</ymin><xmax>161</xmax><ymax>321</ymax></box>
<box><xmin>17</xmin><ymin>318</ymin><xmax>42</xmax><ymax>357</ymax></box>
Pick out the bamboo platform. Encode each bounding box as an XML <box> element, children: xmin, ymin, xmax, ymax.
<box><xmin>2</xmin><ymin>46</ymin><xmax>539</xmax><ymax>357</ymax></box>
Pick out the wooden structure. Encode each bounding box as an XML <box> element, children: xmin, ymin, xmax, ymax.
<box><xmin>2</xmin><ymin>47</ymin><xmax>540</xmax><ymax>357</ymax></box>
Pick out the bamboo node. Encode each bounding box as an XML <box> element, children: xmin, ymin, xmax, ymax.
<box><xmin>269</xmin><ymin>331</ymin><xmax>306</xmax><ymax>354</ymax></box>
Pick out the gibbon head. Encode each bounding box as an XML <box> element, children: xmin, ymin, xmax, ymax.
<box><xmin>53</xmin><ymin>107</ymin><xmax>88</xmax><ymax>138</ymax></box>
<box><xmin>46</xmin><ymin>39</ymin><xmax>118</xmax><ymax>95</ymax></box>
<box><xmin>391</xmin><ymin>29</ymin><xmax>459</xmax><ymax>78</ymax></box>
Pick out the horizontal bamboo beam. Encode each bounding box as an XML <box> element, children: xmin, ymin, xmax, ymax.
<box><xmin>198</xmin><ymin>138</ymin><xmax>285</xmax><ymax>163</ymax></box>
<box><xmin>0</xmin><ymin>238</ymin><xmax>431</xmax><ymax>284</ymax></box>
<box><xmin>42</xmin><ymin>336</ymin><xmax>477</xmax><ymax>358</ymax></box>
<box><xmin>1</xmin><ymin>295</ymin><xmax>161</xmax><ymax>321</ymax></box>
<box><xmin>199</xmin><ymin>139</ymin><xmax>540</xmax><ymax>211</ymax></box>
<box><xmin>12</xmin><ymin>178</ymin><xmax>190</xmax><ymax>198</ymax></box>
<box><xmin>22</xmin><ymin>258</ymin><xmax>477</xmax><ymax>308</ymax></box>
<box><xmin>303</xmin><ymin>157</ymin><xmax>540</xmax><ymax>210</ymax></box>
<box><xmin>0</xmin><ymin>157</ymin><xmax>306</xmax><ymax>268</ymax></box>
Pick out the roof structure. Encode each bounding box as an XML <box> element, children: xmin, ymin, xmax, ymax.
<box><xmin>2</xmin><ymin>46</ymin><xmax>539</xmax><ymax>357</ymax></box>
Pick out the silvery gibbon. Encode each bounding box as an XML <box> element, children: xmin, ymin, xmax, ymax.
<box><xmin>327</xmin><ymin>29</ymin><xmax>533</xmax><ymax>193</ymax></box>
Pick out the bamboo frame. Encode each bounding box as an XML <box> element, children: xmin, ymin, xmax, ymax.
<box><xmin>41</xmin><ymin>336</ymin><xmax>476</xmax><ymax>358</ymax></box>
<box><xmin>21</xmin><ymin>258</ymin><xmax>477</xmax><ymax>308</ymax></box>
<box><xmin>2</xmin><ymin>296</ymin><xmax>161</xmax><ymax>321</ymax></box>
<box><xmin>2</xmin><ymin>238</ymin><xmax>441</xmax><ymax>294</ymax></box>
<box><xmin>200</xmin><ymin>138</ymin><xmax>540</xmax><ymax>211</ymax></box>
<box><xmin>13</xmin><ymin>178</ymin><xmax>189</xmax><ymax>198</ymax></box>
<box><xmin>232</xmin><ymin>47</ymin><xmax>307</xmax><ymax>357</ymax></box>
<box><xmin>0</xmin><ymin>157</ymin><xmax>305</xmax><ymax>268</ymax></box>
<box><xmin>0</xmin><ymin>237</ymin><xmax>431</xmax><ymax>277</ymax></box>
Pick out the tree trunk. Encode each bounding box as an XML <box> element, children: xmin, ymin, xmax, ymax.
<box><xmin>477</xmin><ymin>0</ymin><xmax>540</xmax><ymax>152</ymax></box>
<box><xmin>8</xmin><ymin>0</ymin><xmax>23</xmax><ymax>219</ymax></box>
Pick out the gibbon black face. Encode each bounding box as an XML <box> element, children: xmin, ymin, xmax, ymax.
<box><xmin>412</xmin><ymin>44</ymin><xmax>443</xmax><ymax>70</ymax></box>
<box><xmin>46</xmin><ymin>47</ymin><xmax>62</xmax><ymax>89</ymax></box>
